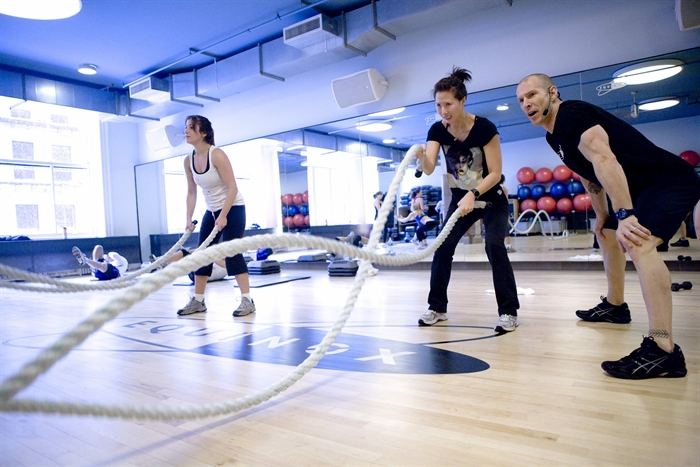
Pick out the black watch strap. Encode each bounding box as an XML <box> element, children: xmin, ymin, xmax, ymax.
<box><xmin>470</xmin><ymin>188</ymin><xmax>480</xmax><ymax>199</ymax></box>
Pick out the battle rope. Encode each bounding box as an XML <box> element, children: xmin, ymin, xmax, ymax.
<box><xmin>0</xmin><ymin>144</ymin><xmax>461</xmax><ymax>419</ymax></box>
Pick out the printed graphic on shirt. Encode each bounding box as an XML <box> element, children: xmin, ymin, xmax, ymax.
<box><xmin>444</xmin><ymin>144</ymin><xmax>483</xmax><ymax>190</ymax></box>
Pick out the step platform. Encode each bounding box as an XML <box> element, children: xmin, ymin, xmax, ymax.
<box><xmin>297</xmin><ymin>253</ymin><xmax>328</xmax><ymax>262</ymax></box>
<box><xmin>328</xmin><ymin>259</ymin><xmax>359</xmax><ymax>277</ymax></box>
<box><xmin>247</xmin><ymin>259</ymin><xmax>281</xmax><ymax>275</ymax></box>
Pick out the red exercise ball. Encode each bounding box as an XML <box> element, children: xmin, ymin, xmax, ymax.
<box><xmin>520</xmin><ymin>199</ymin><xmax>537</xmax><ymax>212</ymax></box>
<box><xmin>304</xmin><ymin>214</ymin><xmax>310</xmax><ymax>226</ymax></box>
<box><xmin>679</xmin><ymin>150</ymin><xmax>700</xmax><ymax>167</ymax></box>
<box><xmin>293</xmin><ymin>213</ymin><xmax>305</xmax><ymax>226</ymax></box>
<box><xmin>535</xmin><ymin>167</ymin><xmax>553</xmax><ymax>184</ymax></box>
<box><xmin>517</xmin><ymin>167</ymin><xmax>535</xmax><ymax>184</ymax></box>
<box><xmin>556</xmin><ymin>197</ymin><xmax>573</xmax><ymax>214</ymax></box>
<box><xmin>281</xmin><ymin>193</ymin><xmax>293</xmax><ymax>205</ymax></box>
<box><xmin>552</xmin><ymin>165</ymin><xmax>572</xmax><ymax>181</ymax></box>
<box><xmin>537</xmin><ymin>196</ymin><xmax>556</xmax><ymax>213</ymax></box>
<box><xmin>571</xmin><ymin>171</ymin><xmax>581</xmax><ymax>181</ymax></box>
<box><xmin>293</xmin><ymin>193</ymin><xmax>304</xmax><ymax>205</ymax></box>
<box><xmin>302</xmin><ymin>191</ymin><xmax>309</xmax><ymax>203</ymax></box>
<box><xmin>283</xmin><ymin>216</ymin><xmax>295</xmax><ymax>228</ymax></box>
<box><xmin>573</xmin><ymin>193</ymin><xmax>592</xmax><ymax>211</ymax></box>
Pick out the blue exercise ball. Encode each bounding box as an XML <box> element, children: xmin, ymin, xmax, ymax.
<box><xmin>517</xmin><ymin>186</ymin><xmax>532</xmax><ymax>200</ymax></box>
<box><xmin>567</xmin><ymin>180</ymin><xmax>585</xmax><ymax>195</ymax></box>
<box><xmin>531</xmin><ymin>184</ymin><xmax>546</xmax><ymax>200</ymax></box>
<box><xmin>281</xmin><ymin>205</ymin><xmax>289</xmax><ymax>216</ymax></box>
<box><xmin>549</xmin><ymin>182</ymin><xmax>568</xmax><ymax>200</ymax></box>
<box><xmin>287</xmin><ymin>205</ymin><xmax>299</xmax><ymax>216</ymax></box>
<box><xmin>299</xmin><ymin>204</ymin><xmax>309</xmax><ymax>215</ymax></box>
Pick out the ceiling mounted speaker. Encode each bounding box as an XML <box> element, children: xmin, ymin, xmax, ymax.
<box><xmin>331</xmin><ymin>68</ymin><xmax>388</xmax><ymax>109</ymax></box>
<box><xmin>146</xmin><ymin>125</ymin><xmax>184</xmax><ymax>151</ymax></box>
<box><xmin>676</xmin><ymin>0</ymin><xmax>700</xmax><ymax>30</ymax></box>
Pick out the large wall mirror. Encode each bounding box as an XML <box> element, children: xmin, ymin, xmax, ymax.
<box><xmin>135</xmin><ymin>47</ymin><xmax>700</xmax><ymax>262</ymax></box>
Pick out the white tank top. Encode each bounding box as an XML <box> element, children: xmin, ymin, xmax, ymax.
<box><xmin>190</xmin><ymin>145</ymin><xmax>244</xmax><ymax>212</ymax></box>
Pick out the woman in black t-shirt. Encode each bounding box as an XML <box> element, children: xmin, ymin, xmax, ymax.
<box><xmin>415</xmin><ymin>67</ymin><xmax>520</xmax><ymax>333</ymax></box>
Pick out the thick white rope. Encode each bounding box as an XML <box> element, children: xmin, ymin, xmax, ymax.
<box><xmin>509</xmin><ymin>208</ymin><xmax>569</xmax><ymax>239</ymax></box>
<box><xmin>0</xmin><ymin>144</ymin><xmax>461</xmax><ymax>420</ymax></box>
<box><xmin>0</xmin><ymin>224</ymin><xmax>220</xmax><ymax>293</ymax></box>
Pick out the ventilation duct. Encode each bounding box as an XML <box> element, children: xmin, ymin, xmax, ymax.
<box><xmin>283</xmin><ymin>14</ymin><xmax>339</xmax><ymax>49</ymax></box>
<box><xmin>129</xmin><ymin>77</ymin><xmax>170</xmax><ymax>102</ymax></box>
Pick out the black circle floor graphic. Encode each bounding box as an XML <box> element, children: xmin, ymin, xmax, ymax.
<box><xmin>3</xmin><ymin>317</ymin><xmax>502</xmax><ymax>374</ymax></box>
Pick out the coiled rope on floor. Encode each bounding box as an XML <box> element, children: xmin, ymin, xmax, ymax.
<box><xmin>0</xmin><ymin>144</ymin><xmax>461</xmax><ymax>420</ymax></box>
<box><xmin>509</xmin><ymin>208</ymin><xmax>571</xmax><ymax>239</ymax></box>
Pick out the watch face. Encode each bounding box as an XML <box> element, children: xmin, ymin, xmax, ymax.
<box><xmin>616</xmin><ymin>209</ymin><xmax>630</xmax><ymax>219</ymax></box>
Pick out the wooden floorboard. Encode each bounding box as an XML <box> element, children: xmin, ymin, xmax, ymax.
<box><xmin>1</xmin><ymin>233</ymin><xmax>698</xmax><ymax>466</ymax></box>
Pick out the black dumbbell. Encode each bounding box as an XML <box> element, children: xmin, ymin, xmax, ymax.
<box><xmin>677</xmin><ymin>255</ymin><xmax>692</xmax><ymax>261</ymax></box>
<box><xmin>671</xmin><ymin>281</ymin><xmax>693</xmax><ymax>292</ymax></box>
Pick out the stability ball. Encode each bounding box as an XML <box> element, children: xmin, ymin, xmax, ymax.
<box><xmin>571</xmin><ymin>171</ymin><xmax>581</xmax><ymax>181</ymax></box>
<box><xmin>556</xmin><ymin>197</ymin><xmax>573</xmax><ymax>214</ymax></box>
<box><xmin>299</xmin><ymin>204</ymin><xmax>309</xmax><ymax>215</ymax></box>
<box><xmin>520</xmin><ymin>199</ymin><xmax>537</xmax><ymax>212</ymax></box>
<box><xmin>302</xmin><ymin>191</ymin><xmax>309</xmax><ymax>203</ymax></box>
<box><xmin>283</xmin><ymin>216</ymin><xmax>296</xmax><ymax>228</ymax></box>
<box><xmin>518</xmin><ymin>186</ymin><xmax>532</xmax><ymax>200</ymax></box>
<box><xmin>293</xmin><ymin>213</ymin><xmax>305</xmax><ymax>226</ymax></box>
<box><xmin>531</xmin><ymin>184</ymin><xmax>546</xmax><ymax>200</ymax></box>
<box><xmin>517</xmin><ymin>167</ymin><xmax>535</xmax><ymax>184</ymax></box>
<box><xmin>567</xmin><ymin>180</ymin><xmax>584</xmax><ymax>195</ymax></box>
<box><xmin>304</xmin><ymin>214</ymin><xmax>310</xmax><ymax>226</ymax></box>
<box><xmin>281</xmin><ymin>193</ymin><xmax>293</xmax><ymax>205</ymax></box>
<box><xmin>552</xmin><ymin>165</ymin><xmax>572</xmax><ymax>181</ymax></box>
<box><xmin>287</xmin><ymin>205</ymin><xmax>299</xmax><ymax>216</ymax></box>
<box><xmin>679</xmin><ymin>150</ymin><xmax>700</xmax><ymax>167</ymax></box>
<box><xmin>537</xmin><ymin>196</ymin><xmax>557</xmax><ymax>213</ymax></box>
<box><xmin>535</xmin><ymin>167</ymin><xmax>553</xmax><ymax>183</ymax></box>
<box><xmin>549</xmin><ymin>182</ymin><xmax>568</xmax><ymax>200</ymax></box>
<box><xmin>281</xmin><ymin>205</ymin><xmax>289</xmax><ymax>216</ymax></box>
<box><xmin>573</xmin><ymin>193</ymin><xmax>592</xmax><ymax>211</ymax></box>
<box><xmin>293</xmin><ymin>193</ymin><xmax>304</xmax><ymax>205</ymax></box>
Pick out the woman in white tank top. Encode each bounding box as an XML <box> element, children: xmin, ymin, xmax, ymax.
<box><xmin>176</xmin><ymin>115</ymin><xmax>255</xmax><ymax>318</ymax></box>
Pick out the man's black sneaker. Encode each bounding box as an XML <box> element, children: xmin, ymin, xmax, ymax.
<box><xmin>576</xmin><ymin>296</ymin><xmax>631</xmax><ymax>323</ymax></box>
<box><xmin>657</xmin><ymin>242</ymin><xmax>669</xmax><ymax>252</ymax></box>
<box><xmin>601</xmin><ymin>337</ymin><xmax>687</xmax><ymax>379</ymax></box>
<box><xmin>670</xmin><ymin>239</ymin><xmax>690</xmax><ymax>247</ymax></box>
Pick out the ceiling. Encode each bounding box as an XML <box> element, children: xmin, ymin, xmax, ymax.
<box><xmin>0</xmin><ymin>0</ymin><xmax>373</xmax><ymax>88</ymax></box>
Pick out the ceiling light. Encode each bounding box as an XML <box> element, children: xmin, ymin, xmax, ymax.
<box><xmin>383</xmin><ymin>138</ymin><xmax>396</xmax><ymax>144</ymax></box>
<box><xmin>368</xmin><ymin>107</ymin><xmax>405</xmax><ymax>117</ymax></box>
<box><xmin>638</xmin><ymin>97</ymin><xmax>680</xmax><ymax>111</ymax></box>
<box><xmin>355</xmin><ymin>120</ymin><xmax>392</xmax><ymax>132</ymax></box>
<box><xmin>496</xmin><ymin>104</ymin><xmax>509</xmax><ymax>111</ymax></box>
<box><xmin>0</xmin><ymin>0</ymin><xmax>82</xmax><ymax>20</ymax></box>
<box><xmin>613</xmin><ymin>59</ymin><xmax>683</xmax><ymax>85</ymax></box>
<box><xmin>77</xmin><ymin>63</ymin><xmax>97</xmax><ymax>75</ymax></box>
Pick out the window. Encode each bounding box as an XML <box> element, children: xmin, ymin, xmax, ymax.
<box><xmin>0</xmin><ymin>99</ymin><xmax>103</xmax><ymax>238</ymax></box>
<box><xmin>16</xmin><ymin>204</ymin><xmax>39</xmax><ymax>229</ymax></box>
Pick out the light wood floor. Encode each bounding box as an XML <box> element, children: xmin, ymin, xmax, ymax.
<box><xmin>1</xmin><ymin>234</ymin><xmax>699</xmax><ymax>466</ymax></box>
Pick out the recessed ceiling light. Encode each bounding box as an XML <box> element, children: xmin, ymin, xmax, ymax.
<box><xmin>613</xmin><ymin>59</ymin><xmax>683</xmax><ymax>85</ymax></box>
<box><xmin>368</xmin><ymin>107</ymin><xmax>405</xmax><ymax>117</ymax></box>
<box><xmin>78</xmin><ymin>63</ymin><xmax>97</xmax><ymax>75</ymax></box>
<box><xmin>496</xmin><ymin>104</ymin><xmax>509</xmax><ymax>111</ymax></box>
<box><xmin>638</xmin><ymin>97</ymin><xmax>680</xmax><ymax>111</ymax></box>
<box><xmin>0</xmin><ymin>0</ymin><xmax>82</xmax><ymax>20</ymax></box>
<box><xmin>356</xmin><ymin>120</ymin><xmax>392</xmax><ymax>132</ymax></box>
<box><xmin>383</xmin><ymin>138</ymin><xmax>396</xmax><ymax>144</ymax></box>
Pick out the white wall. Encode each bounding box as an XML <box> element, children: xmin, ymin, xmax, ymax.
<box><xmin>100</xmin><ymin>122</ymin><xmax>139</xmax><ymax>236</ymax></box>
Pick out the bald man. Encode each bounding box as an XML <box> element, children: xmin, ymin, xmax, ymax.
<box><xmin>516</xmin><ymin>73</ymin><xmax>700</xmax><ymax>380</ymax></box>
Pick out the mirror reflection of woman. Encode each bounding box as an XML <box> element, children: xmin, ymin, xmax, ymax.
<box><xmin>177</xmin><ymin>115</ymin><xmax>256</xmax><ymax>317</ymax></box>
<box><xmin>415</xmin><ymin>67</ymin><xmax>520</xmax><ymax>333</ymax></box>
<box><xmin>397</xmin><ymin>189</ymin><xmax>438</xmax><ymax>249</ymax></box>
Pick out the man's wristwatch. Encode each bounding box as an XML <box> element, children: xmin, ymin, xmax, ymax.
<box><xmin>615</xmin><ymin>208</ymin><xmax>635</xmax><ymax>220</ymax></box>
<box><xmin>470</xmin><ymin>188</ymin><xmax>480</xmax><ymax>199</ymax></box>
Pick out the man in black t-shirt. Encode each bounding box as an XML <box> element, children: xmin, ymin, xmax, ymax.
<box><xmin>516</xmin><ymin>73</ymin><xmax>700</xmax><ymax>380</ymax></box>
